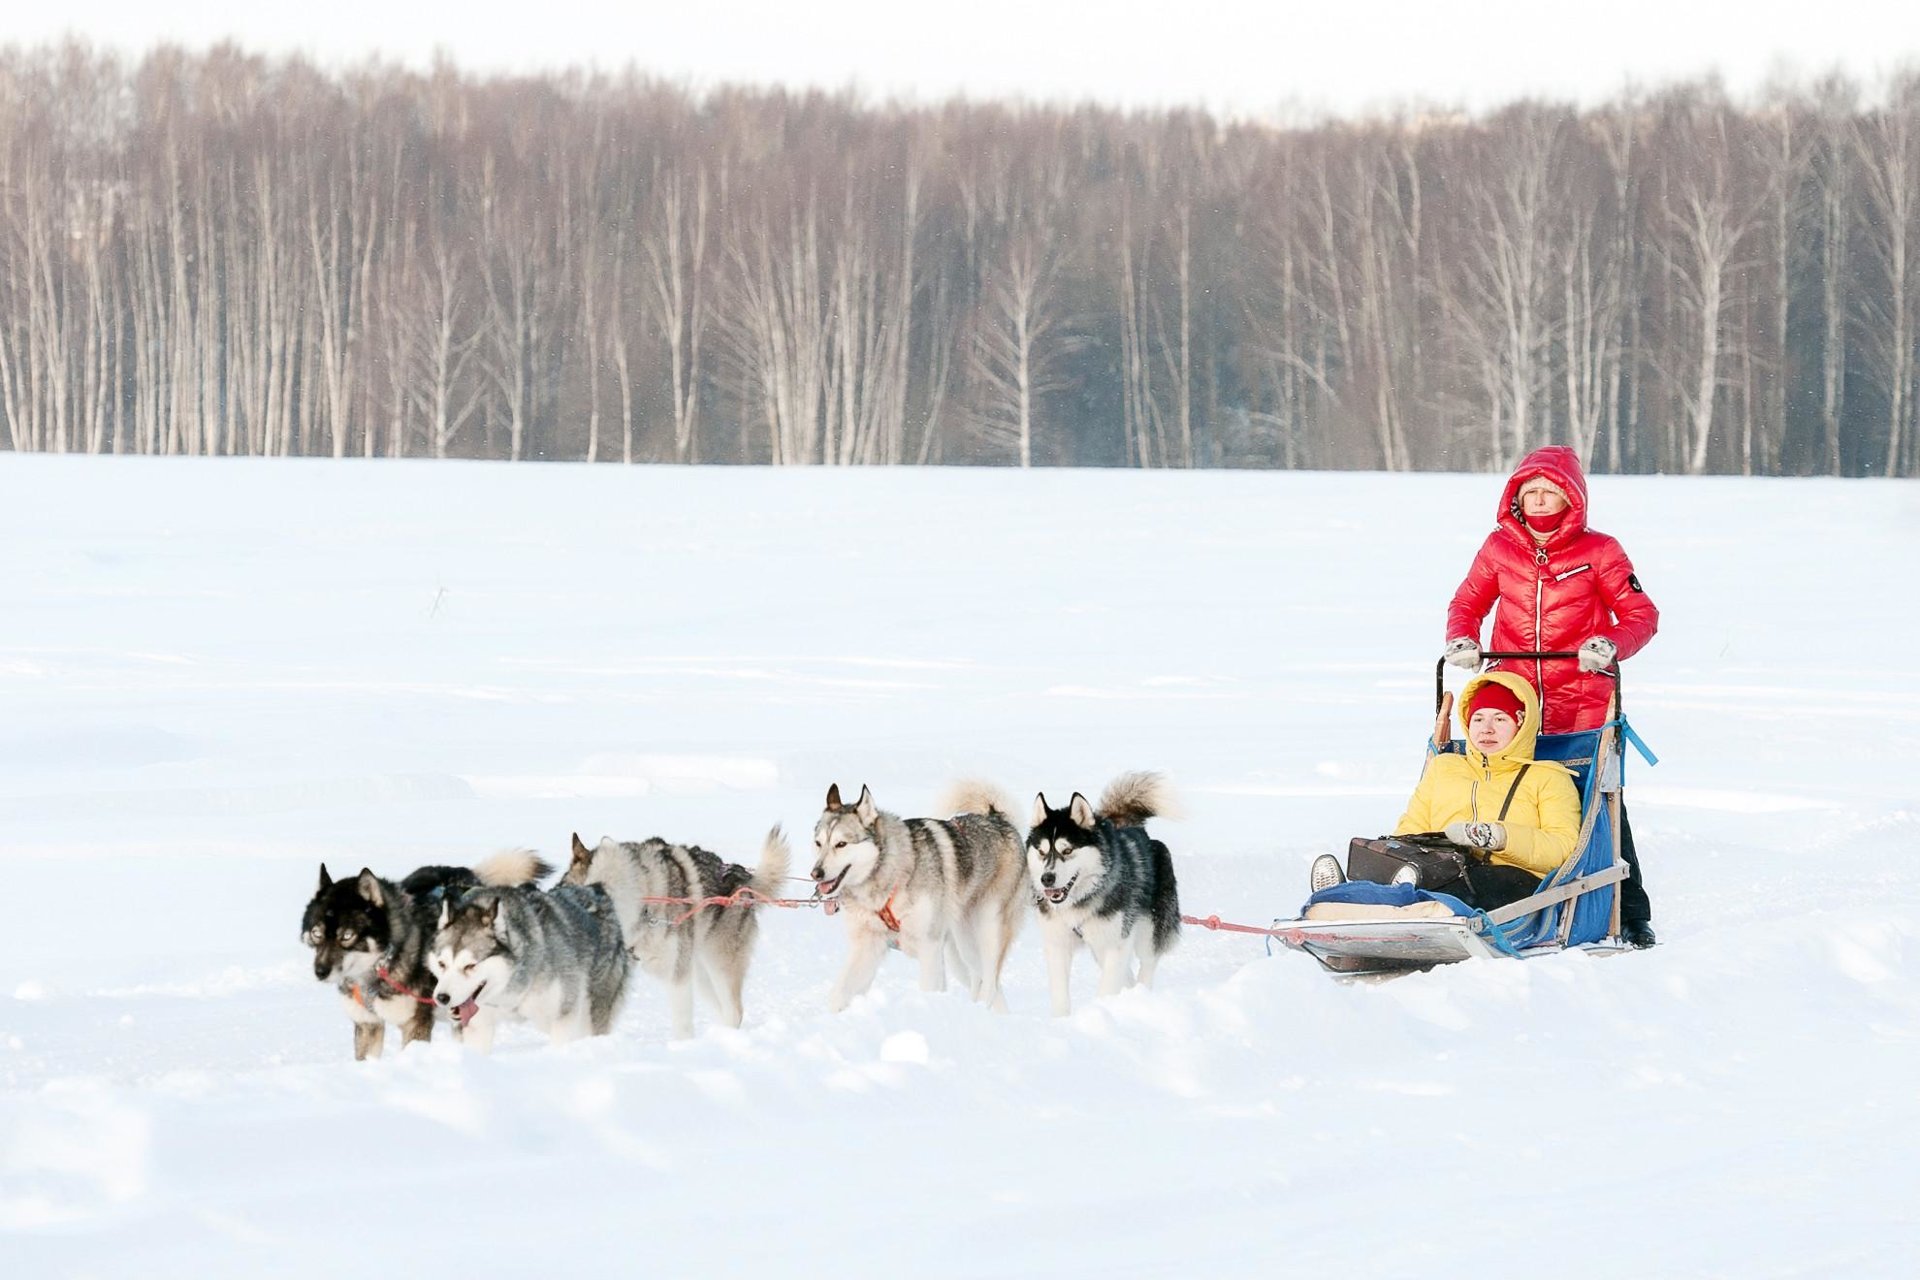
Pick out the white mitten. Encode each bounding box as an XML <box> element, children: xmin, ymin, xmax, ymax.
<box><xmin>1577</xmin><ymin>637</ymin><xmax>1618</xmax><ymax>673</ymax></box>
<box><xmin>1444</xmin><ymin>637</ymin><xmax>1482</xmax><ymax>669</ymax></box>
<box><xmin>1444</xmin><ymin>820</ymin><xmax>1507</xmax><ymax>852</ymax></box>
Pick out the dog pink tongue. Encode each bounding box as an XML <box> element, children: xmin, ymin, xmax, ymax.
<box><xmin>453</xmin><ymin>998</ymin><xmax>479</xmax><ymax>1027</ymax></box>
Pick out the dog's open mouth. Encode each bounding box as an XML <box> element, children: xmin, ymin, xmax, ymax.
<box><xmin>813</xmin><ymin>866</ymin><xmax>849</xmax><ymax>916</ymax></box>
<box><xmin>1042</xmin><ymin>874</ymin><xmax>1078</xmax><ymax>905</ymax></box>
<box><xmin>451</xmin><ymin>981</ymin><xmax>487</xmax><ymax>1028</ymax></box>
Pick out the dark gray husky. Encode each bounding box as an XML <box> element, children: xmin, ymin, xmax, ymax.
<box><xmin>1026</xmin><ymin>772</ymin><xmax>1181</xmax><ymax>1016</ymax></box>
<box><xmin>429</xmin><ymin>877</ymin><xmax>630</xmax><ymax>1053</ymax></box>
<box><xmin>300</xmin><ymin>850</ymin><xmax>550</xmax><ymax>1060</ymax></box>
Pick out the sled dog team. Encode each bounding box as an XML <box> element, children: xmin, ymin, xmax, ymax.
<box><xmin>301</xmin><ymin>773</ymin><xmax>1181</xmax><ymax>1059</ymax></box>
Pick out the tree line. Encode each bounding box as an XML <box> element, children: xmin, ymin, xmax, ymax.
<box><xmin>1</xmin><ymin>43</ymin><xmax>1915</xmax><ymax>475</ymax></box>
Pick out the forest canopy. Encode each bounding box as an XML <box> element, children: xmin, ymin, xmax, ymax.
<box><xmin>2</xmin><ymin>43</ymin><xmax>1914</xmax><ymax>475</ymax></box>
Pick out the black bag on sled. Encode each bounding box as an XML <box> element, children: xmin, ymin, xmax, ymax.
<box><xmin>1346</xmin><ymin>764</ymin><xmax>1533</xmax><ymax>890</ymax></box>
<box><xmin>1346</xmin><ymin>835</ymin><xmax>1469</xmax><ymax>889</ymax></box>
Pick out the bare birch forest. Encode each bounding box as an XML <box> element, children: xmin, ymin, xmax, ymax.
<box><xmin>2</xmin><ymin>44</ymin><xmax>1916</xmax><ymax>474</ymax></box>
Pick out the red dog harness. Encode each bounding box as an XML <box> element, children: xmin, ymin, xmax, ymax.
<box><xmin>351</xmin><ymin>964</ymin><xmax>436</xmax><ymax>1009</ymax></box>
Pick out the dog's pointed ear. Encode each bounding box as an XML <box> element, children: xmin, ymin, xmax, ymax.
<box><xmin>489</xmin><ymin>897</ymin><xmax>508</xmax><ymax>941</ymax></box>
<box><xmin>854</xmin><ymin>785</ymin><xmax>877</xmax><ymax>825</ymax></box>
<box><xmin>825</xmin><ymin>782</ymin><xmax>843</xmax><ymax>810</ymax></box>
<box><xmin>1031</xmin><ymin>793</ymin><xmax>1050</xmax><ymax>829</ymax></box>
<box><xmin>438</xmin><ymin>898</ymin><xmax>450</xmax><ymax>930</ymax></box>
<box><xmin>317</xmin><ymin>864</ymin><xmax>333</xmax><ymax>893</ymax></box>
<box><xmin>1068</xmin><ymin>793</ymin><xmax>1095</xmax><ymax>829</ymax></box>
<box><xmin>570</xmin><ymin>832</ymin><xmax>592</xmax><ymax>872</ymax></box>
<box><xmin>356</xmin><ymin>868</ymin><xmax>383</xmax><ymax>906</ymax></box>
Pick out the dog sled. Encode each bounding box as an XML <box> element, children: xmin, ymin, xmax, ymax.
<box><xmin>1271</xmin><ymin>652</ymin><xmax>1656</xmax><ymax>977</ymax></box>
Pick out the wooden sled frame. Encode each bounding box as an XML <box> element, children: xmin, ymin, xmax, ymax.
<box><xmin>1276</xmin><ymin>654</ymin><xmax>1633</xmax><ymax>977</ymax></box>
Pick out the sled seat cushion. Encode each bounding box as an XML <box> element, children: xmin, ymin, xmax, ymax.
<box><xmin>1300</xmin><ymin>880</ymin><xmax>1477</xmax><ymax>919</ymax></box>
<box><xmin>1303</xmin><ymin>898</ymin><xmax>1462</xmax><ymax>922</ymax></box>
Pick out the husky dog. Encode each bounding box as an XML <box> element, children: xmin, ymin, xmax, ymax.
<box><xmin>429</xmin><ymin>878</ymin><xmax>630</xmax><ymax>1053</ymax></box>
<box><xmin>1026</xmin><ymin>772</ymin><xmax>1181</xmax><ymax>1016</ymax></box>
<box><xmin>810</xmin><ymin>781</ymin><xmax>1026</xmax><ymax>1013</ymax></box>
<box><xmin>300</xmin><ymin>850</ymin><xmax>551</xmax><ymax>1061</ymax></box>
<box><xmin>560</xmin><ymin>827</ymin><xmax>790</xmax><ymax>1039</ymax></box>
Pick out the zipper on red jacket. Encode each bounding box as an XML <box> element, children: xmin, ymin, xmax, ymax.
<box><xmin>1533</xmin><ymin>545</ymin><xmax>1548</xmax><ymax>699</ymax></box>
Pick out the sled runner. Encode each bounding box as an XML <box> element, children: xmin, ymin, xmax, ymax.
<box><xmin>1274</xmin><ymin>652</ymin><xmax>1654</xmax><ymax>977</ymax></box>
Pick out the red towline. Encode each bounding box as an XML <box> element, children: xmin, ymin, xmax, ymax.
<box><xmin>624</xmin><ymin>883</ymin><xmax>1287</xmax><ymax>941</ymax></box>
<box><xmin>1180</xmin><ymin>913</ymin><xmax>1297</xmax><ymax>940</ymax></box>
<box><xmin>633</xmin><ymin>882</ymin><xmax>828</xmax><ymax>927</ymax></box>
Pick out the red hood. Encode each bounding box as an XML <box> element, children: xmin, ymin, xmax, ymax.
<box><xmin>1498</xmin><ymin>445</ymin><xmax>1589</xmax><ymax>548</ymax></box>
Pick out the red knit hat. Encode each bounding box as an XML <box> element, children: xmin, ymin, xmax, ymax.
<box><xmin>1467</xmin><ymin>681</ymin><xmax>1526</xmax><ymax>723</ymax></box>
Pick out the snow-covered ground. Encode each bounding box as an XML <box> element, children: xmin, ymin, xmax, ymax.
<box><xmin>2</xmin><ymin>456</ymin><xmax>1916</xmax><ymax>1278</ymax></box>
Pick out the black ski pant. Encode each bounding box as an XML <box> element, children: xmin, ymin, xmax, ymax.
<box><xmin>1430</xmin><ymin>862</ymin><xmax>1542</xmax><ymax>912</ymax></box>
<box><xmin>1618</xmin><ymin>802</ymin><xmax>1652</xmax><ymax>928</ymax></box>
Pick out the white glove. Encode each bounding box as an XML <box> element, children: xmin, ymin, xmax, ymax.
<box><xmin>1444</xmin><ymin>637</ymin><xmax>1481</xmax><ymax>669</ymax></box>
<box><xmin>1444</xmin><ymin>820</ymin><xmax>1506</xmax><ymax>852</ymax></box>
<box><xmin>1577</xmin><ymin>637</ymin><xmax>1618</xmax><ymax>673</ymax></box>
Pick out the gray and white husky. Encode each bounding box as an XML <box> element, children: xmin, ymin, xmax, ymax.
<box><xmin>1026</xmin><ymin>772</ymin><xmax>1182</xmax><ymax>1016</ymax></box>
<box><xmin>300</xmin><ymin>850</ymin><xmax>550</xmax><ymax>1061</ymax></box>
<box><xmin>809</xmin><ymin>781</ymin><xmax>1026</xmax><ymax>1013</ymax></box>
<box><xmin>560</xmin><ymin>827</ymin><xmax>790</xmax><ymax>1039</ymax></box>
<box><xmin>429</xmin><ymin>877</ymin><xmax>630</xmax><ymax>1052</ymax></box>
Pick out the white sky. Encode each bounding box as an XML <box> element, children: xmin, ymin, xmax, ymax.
<box><xmin>8</xmin><ymin>1</ymin><xmax>1919</xmax><ymax>118</ymax></box>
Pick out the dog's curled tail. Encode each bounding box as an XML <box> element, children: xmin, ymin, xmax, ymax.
<box><xmin>750</xmin><ymin>826</ymin><xmax>792</xmax><ymax>898</ymax></box>
<box><xmin>1096</xmin><ymin>771</ymin><xmax>1179</xmax><ymax>827</ymax></box>
<box><xmin>473</xmin><ymin>848</ymin><xmax>555</xmax><ymax>887</ymax></box>
<box><xmin>936</xmin><ymin>779</ymin><xmax>1016</xmax><ymax>821</ymax></box>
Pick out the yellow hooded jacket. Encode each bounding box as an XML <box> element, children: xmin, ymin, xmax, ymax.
<box><xmin>1393</xmin><ymin>670</ymin><xmax>1583</xmax><ymax>877</ymax></box>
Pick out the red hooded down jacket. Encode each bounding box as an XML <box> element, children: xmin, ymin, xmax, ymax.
<box><xmin>1445</xmin><ymin>445</ymin><xmax>1659</xmax><ymax>735</ymax></box>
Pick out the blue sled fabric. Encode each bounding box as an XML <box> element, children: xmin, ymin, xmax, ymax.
<box><xmin>1301</xmin><ymin>881</ymin><xmax>1476</xmax><ymax>918</ymax></box>
<box><xmin>1511</xmin><ymin>728</ymin><xmax>1617</xmax><ymax>948</ymax></box>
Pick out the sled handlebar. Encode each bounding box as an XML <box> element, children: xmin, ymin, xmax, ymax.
<box><xmin>1433</xmin><ymin>651</ymin><xmax>1623</xmax><ymax>722</ymax></box>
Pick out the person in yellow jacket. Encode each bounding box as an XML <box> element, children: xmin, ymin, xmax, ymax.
<box><xmin>1311</xmin><ymin>670</ymin><xmax>1582</xmax><ymax>910</ymax></box>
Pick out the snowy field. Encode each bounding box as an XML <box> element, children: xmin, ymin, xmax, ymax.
<box><xmin>2</xmin><ymin>455</ymin><xmax>1917</xmax><ymax>1278</ymax></box>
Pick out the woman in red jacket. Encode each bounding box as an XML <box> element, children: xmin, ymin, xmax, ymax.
<box><xmin>1443</xmin><ymin>445</ymin><xmax>1660</xmax><ymax>946</ymax></box>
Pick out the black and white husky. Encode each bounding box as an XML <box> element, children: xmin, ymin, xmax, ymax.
<box><xmin>1026</xmin><ymin>772</ymin><xmax>1182</xmax><ymax>1016</ymax></box>
<box><xmin>809</xmin><ymin>781</ymin><xmax>1027</xmax><ymax>1013</ymax></box>
<box><xmin>560</xmin><ymin>827</ymin><xmax>790</xmax><ymax>1039</ymax></box>
<box><xmin>300</xmin><ymin>850</ymin><xmax>550</xmax><ymax>1061</ymax></box>
<box><xmin>429</xmin><ymin>878</ymin><xmax>630</xmax><ymax>1053</ymax></box>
